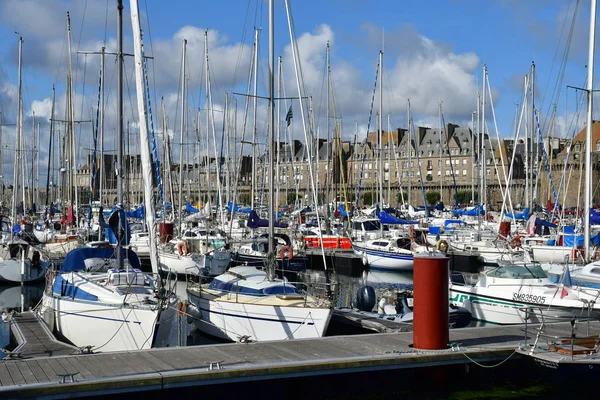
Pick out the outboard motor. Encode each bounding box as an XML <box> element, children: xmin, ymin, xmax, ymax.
<box><xmin>396</xmin><ymin>292</ymin><xmax>412</xmax><ymax>315</ymax></box>
<box><xmin>356</xmin><ymin>286</ymin><xmax>376</xmax><ymax>312</ymax></box>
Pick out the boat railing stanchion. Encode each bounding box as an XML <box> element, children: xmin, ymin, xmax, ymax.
<box><xmin>571</xmin><ymin>318</ymin><xmax>576</xmax><ymax>361</ymax></box>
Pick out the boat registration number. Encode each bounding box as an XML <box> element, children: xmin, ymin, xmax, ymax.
<box><xmin>512</xmin><ymin>292</ymin><xmax>546</xmax><ymax>304</ymax></box>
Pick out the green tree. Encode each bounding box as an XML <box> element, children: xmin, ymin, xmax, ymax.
<box><xmin>456</xmin><ymin>190</ymin><xmax>478</xmax><ymax>205</ymax></box>
<box><xmin>396</xmin><ymin>191</ymin><xmax>408</xmax><ymax>204</ymax></box>
<box><xmin>425</xmin><ymin>191</ymin><xmax>441</xmax><ymax>205</ymax></box>
<box><xmin>362</xmin><ymin>191</ymin><xmax>374</xmax><ymax>205</ymax></box>
<box><xmin>238</xmin><ymin>193</ymin><xmax>250</xmax><ymax>204</ymax></box>
<box><xmin>287</xmin><ymin>192</ymin><xmax>299</xmax><ymax>205</ymax></box>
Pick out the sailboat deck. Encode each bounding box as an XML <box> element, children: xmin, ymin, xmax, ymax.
<box><xmin>2</xmin><ymin>316</ymin><xmax>593</xmax><ymax>397</ymax></box>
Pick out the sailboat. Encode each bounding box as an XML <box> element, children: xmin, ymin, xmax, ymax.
<box><xmin>0</xmin><ymin>36</ymin><xmax>50</xmax><ymax>284</ymax></box>
<box><xmin>38</xmin><ymin>0</ymin><xmax>178</xmax><ymax>352</ymax></box>
<box><xmin>186</xmin><ymin>0</ymin><xmax>332</xmax><ymax>342</ymax></box>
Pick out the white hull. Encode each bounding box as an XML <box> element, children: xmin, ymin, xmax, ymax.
<box><xmin>0</xmin><ymin>259</ymin><xmax>48</xmax><ymax>283</ymax></box>
<box><xmin>159</xmin><ymin>250</ymin><xmax>230</xmax><ymax>277</ymax></box>
<box><xmin>449</xmin><ymin>284</ymin><xmax>600</xmax><ymax>324</ymax></box>
<box><xmin>353</xmin><ymin>246</ymin><xmax>413</xmax><ymax>271</ymax></box>
<box><xmin>43</xmin><ymin>239</ymin><xmax>81</xmax><ymax>259</ymax></box>
<box><xmin>530</xmin><ymin>245</ymin><xmax>576</xmax><ymax>263</ymax></box>
<box><xmin>187</xmin><ymin>290</ymin><xmax>331</xmax><ymax>342</ymax></box>
<box><xmin>41</xmin><ymin>293</ymin><xmax>176</xmax><ymax>352</ymax></box>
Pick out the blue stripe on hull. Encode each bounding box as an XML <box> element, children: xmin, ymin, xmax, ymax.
<box><xmin>198</xmin><ymin>305</ymin><xmax>315</xmax><ymax>325</ymax></box>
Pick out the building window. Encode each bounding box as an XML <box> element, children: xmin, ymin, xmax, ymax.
<box><xmin>463</xmin><ymin>169</ymin><xmax>467</xmax><ymax>176</ymax></box>
<box><xmin>427</xmin><ymin>160</ymin><xmax>433</xmax><ymax>170</ymax></box>
<box><xmin>596</xmin><ymin>139</ymin><xmax>600</xmax><ymax>151</ymax></box>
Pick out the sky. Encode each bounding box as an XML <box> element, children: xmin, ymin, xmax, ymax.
<box><xmin>0</xmin><ymin>0</ymin><xmax>596</xmax><ymax>192</ymax></box>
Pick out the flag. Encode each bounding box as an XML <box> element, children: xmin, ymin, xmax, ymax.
<box><xmin>560</xmin><ymin>287</ymin><xmax>569</xmax><ymax>299</ymax></box>
<box><xmin>562</xmin><ymin>267</ymin><xmax>573</xmax><ymax>287</ymax></box>
<box><xmin>285</xmin><ymin>105</ymin><xmax>293</xmax><ymax>126</ymax></box>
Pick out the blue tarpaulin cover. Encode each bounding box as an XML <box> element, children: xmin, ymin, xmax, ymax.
<box><xmin>451</xmin><ymin>205</ymin><xmax>485</xmax><ymax>216</ymax></box>
<box><xmin>60</xmin><ymin>247</ymin><xmax>141</xmax><ymax>272</ymax></box>
<box><xmin>378</xmin><ymin>211</ymin><xmax>418</xmax><ymax>225</ymax></box>
<box><xmin>505</xmin><ymin>207</ymin><xmax>530</xmax><ymax>220</ymax></box>
<box><xmin>247</xmin><ymin>210</ymin><xmax>288</xmax><ymax>229</ymax></box>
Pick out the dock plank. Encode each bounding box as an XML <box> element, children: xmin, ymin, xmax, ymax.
<box><xmin>27</xmin><ymin>360</ymin><xmax>51</xmax><ymax>383</ymax></box>
<box><xmin>0</xmin><ymin>364</ymin><xmax>14</xmax><ymax>386</ymax></box>
<box><xmin>15</xmin><ymin>361</ymin><xmax>38</xmax><ymax>384</ymax></box>
<box><xmin>5</xmin><ymin>362</ymin><xmax>26</xmax><ymax>385</ymax></box>
<box><xmin>34</xmin><ymin>359</ymin><xmax>61</xmax><ymax>383</ymax></box>
<box><xmin>65</xmin><ymin>356</ymin><xmax>94</xmax><ymax>380</ymax></box>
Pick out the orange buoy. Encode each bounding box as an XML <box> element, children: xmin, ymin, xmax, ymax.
<box><xmin>413</xmin><ymin>253</ymin><xmax>449</xmax><ymax>350</ymax></box>
<box><xmin>279</xmin><ymin>246</ymin><xmax>293</xmax><ymax>260</ymax></box>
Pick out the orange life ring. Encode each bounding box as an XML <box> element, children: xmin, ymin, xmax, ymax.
<box><xmin>177</xmin><ymin>241</ymin><xmax>189</xmax><ymax>256</ymax></box>
<box><xmin>510</xmin><ymin>236</ymin><xmax>522</xmax><ymax>249</ymax></box>
<box><xmin>279</xmin><ymin>246</ymin><xmax>293</xmax><ymax>260</ymax></box>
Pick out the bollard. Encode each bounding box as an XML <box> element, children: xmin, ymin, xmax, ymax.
<box><xmin>413</xmin><ymin>253</ymin><xmax>449</xmax><ymax>350</ymax></box>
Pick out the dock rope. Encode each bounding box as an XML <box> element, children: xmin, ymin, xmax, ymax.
<box><xmin>450</xmin><ymin>342</ymin><xmax>518</xmax><ymax>368</ymax></box>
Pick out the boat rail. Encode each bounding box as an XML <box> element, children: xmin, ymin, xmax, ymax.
<box><xmin>520</xmin><ymin>308</ymin><xmax>600</xmax><ymax>360</ymax></box>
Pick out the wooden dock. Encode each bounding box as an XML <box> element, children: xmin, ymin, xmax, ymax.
<box><xmin>7</xmin><ymin>312</ymin><xmax>78</xmax><ymax>359</ymax></box>
<box><xmin>1</xmin><ymin>313</ymin><xmax>586</xmax><ymax>398</ymax></box>
<box><xmin>331</xmin><ymin>308</ymin><xmax>414</xmax><ymax>333</ymax></box>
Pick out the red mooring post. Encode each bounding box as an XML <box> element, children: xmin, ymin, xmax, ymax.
<box><xmin>413</xmin><ymin>253</ymin><xmax>449</xmax><ymax>350</ymax></box>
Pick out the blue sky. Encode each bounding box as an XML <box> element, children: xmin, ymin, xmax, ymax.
<box><xmin>0</xmin><ymin>0</ymin><xmax>596</xmax><ymax>188</ymax></box>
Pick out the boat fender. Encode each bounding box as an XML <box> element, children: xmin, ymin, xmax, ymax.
<box><xmin>510</xmin><ymin>236</ymin><xmax>522</xmax><ymax>249</ymax></box>
<box><xmin>356</xmin><ymin>285</ymin><xmax>376</xmax><ymax>312</ymax></box>
<box><xmin>279</xmin><ymin>246</ymin><xmax>293</xmax><ymax>260</ymax></box>
<box><xmin>361</xmin><ymin>252</ymin><xmax>369</xmax><ymax>266</ymax></box>
<box><xmin>436</xmin><ymin>239</ymin><xmax>449</xmax><ymax>253</ymax></box>
<box><xmin>177</xmin><ymin>241</ymin><xmax>188</xmax><ymax>256</ymax></box>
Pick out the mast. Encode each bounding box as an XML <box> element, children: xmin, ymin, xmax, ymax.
<box><xmin>251</xmin><ymin>28</ymin><xmax>259</xmax><ymax>210</ymax></box>
<box><xmin>585</xmin><ymin>0</ymin><xmax>596</xmax><ymax>262</ymax></box>
<box><xmin>276</xmin><ymin>56</ymin><xmax>282</xmax><ymax>213</ymax></box>
<box><xmin>471</xmin><ymin>110</ymin><xmax>475</xmax><ymax>205</ymax></box>
<box><xmin>66</xmin><ymin>12</ymin><xmax>75</xmax><ymax>210</ymax></box>
<box><xmin>407</xmin><ymin>99</ymin><xmax>412</xmax><ymax>206</ymax></box>
<box><xmin>378</xmin><ymin>49</ymin><xmax>383</xmax><ymax>206</ymax></box>
<box><xmin>30</xmin><ymin>113</ymin><xmax>35</xmax><ymax>209</ymax></box>
<box><xmin>387</xmin><ymin>113</ymin><xmax>391</xmax><ymax>206</ymax></box>
<box><xmin>12</xmin><ymin>36</ymin><xmax>23</xmax><ymax>227</ymax></box>
<box><xmin>116</xmin><ymin>0</ymin><xmax>124</xmax><ymax>268</ymax></box>
<box><xmin>267</xmin><ymin>0</ymin><xmax>275</xmax><ymax>280</ymax></box>
<box><xmin>481</xmin><ymin>65</ymin><xmax>487</xmax><ymax>211</ymax></box>
<box><xmin>439</xmin><ymin>103</ymin><xmax>443</xmax><ymax>204</ymax></box>
<box><xmin>130</xmin><ymin>0</ymin><xmax>160</xmax><ymax>274</ymax></box>
<box><xmin>178</xmin><ymin>39</ymin><xmax>187</xmax><ymax>236</ymax></box>
<box><xmin>99</xmin><ymin>47</ymin><xmax>105</xmax><ymax>211</ymax></box>
<box><xmin>0</xmin><ymin>111</ymin><xmax>3</xmax><ymax>206</ymax></box>
<box><xmin>326</xmin><ymin>41</ymin><xmax>330</xmax><ymax>204</ymax></box>
<box><xmin>530</xmin><ymin>62</ymin><xmax>535</xmax><ymax>211</ymax></box>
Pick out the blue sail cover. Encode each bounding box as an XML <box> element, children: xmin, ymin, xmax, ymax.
<box><xmin>227</xmin><ymin>201</ymin><xmax>252</xmax><ymax>213</ymax></box>
<box><xmin>339</xmin><ymin>204</ymin><xmax>351</xmax><ymax>217</ymax></box>
<box><xmin>452</xmin><ymin>205</ymin><xmax>485</xmax><ymax>216</ymax></box>
<box><xmin>589</xmin><ymin>209</ymin><xmax>600</xmax><ymax>225</ymax></box>
<box><xmin>185</xmin><ymin>203</ymin><xmax>199</xmax><ymax>213</ymax></box>
<box><xmin>247</xmin><ymin>210</ymin><xmax>288</xmax><ymax>229</ymax></box>
<box><xmin>378</xmin><ymin>211</ymin><xmax>418</xmax><ymax>225</ymax></box>
<box><xmin>125</xmin><ymin>206</ymin><xmax>144</xmax><ymax>219</ymax></box>
<box><xmin>60</xmin><ymin>247</ymin><xmax>141</xmax><ymax>272</ymax></box>
<box><xmin>505</xmin><ymin>207</ymin><xmax>530</xmax><ymax>220</ymax></box>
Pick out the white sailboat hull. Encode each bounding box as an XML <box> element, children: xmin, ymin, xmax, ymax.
<box><xmin>42</xmin><ymin>293</ymin><xmax>176</xmax><ymax>352</ymax></box>
<box><xmin>187</xmin><ymin>290</ymin><xmax>331</xmax><ymax>342</ymax></box>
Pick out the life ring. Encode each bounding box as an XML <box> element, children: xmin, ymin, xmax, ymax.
<box><xmin>279</xmin><ymin>246</ymin><xmax>293</xmax><ymax>260</ymax></box>
<box><xmin>436</xmin><ymin>239</ymin><xmax>449</xmax><ymax>253</ymax></box>
<box><xmin>510</xmin><ymin>236</ymin><xmax>522</xmax><ymax>249</ymax></box>
<box><xmin>177</xmin><ymin>241</ymin><xmax>189</xmax><ymax>256</ymax></box>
